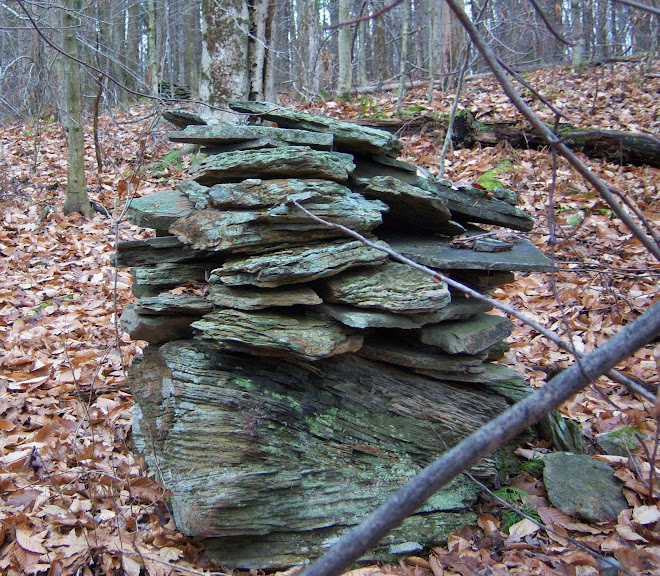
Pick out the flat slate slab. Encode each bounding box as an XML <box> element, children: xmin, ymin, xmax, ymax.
<box><xmin>359</xmin><ymin>335</ymin><xmax>485</xmax><ymax>374</ymax></box>
<box><xmin>134</xmin><ymin>294</ymin><xmax>215</xmax><ymax>315</ymax></box>
<box><xmin>115</xmin><ymin>236</ymin><xmax>217</xmax><ymax>267</ymax></box>
<box><xmin>191</xmin><ymin>146</ymin><xmax>356</xmax><ymax>185</ymax></box>
<box><xmin>170</xmin><ymin>210</ymin><xmax>344</xmax><ymax>254</ymax></box>
<box><xmin>192</xmin><ymin>309</ymin><xmax>363</xmax><ymax>360</ymax></box>
<box><xmin>131</xmin><ymin>263</ymin><xmax>209</xmax><ymax>297</ymax></box>
<box><xmin>229</xmin><ymin>100</ymin><xmax>402</xmax><ymax>157</ymax></box>
<box><xmin>420</xmin><ymin>313</ymin><xmax>514</xmax><ymax>355</ymax></box>
<box><xmin>385</xmin><ymin>233</ymin><xmax>553</xmax><ymax>272</ymax></box>
<box><xmin>120</xmin><ymin>305</ymin><xmax>198</xmax><ymax>344</ymax></box>
<box><xmin>358</xmin><ymin>175</ymin><xmax>464</xmax><ymax>235</ymax></box>
<box><xmin>405</xmin><ymin>294</ymin><xmax>493</xmax><ymax>324</ymax></box>
<box><xmin>208</xmin><ymin>284</ymin><xmax>323</xmax><ymax>310</ymax></box>
<box><xmin>543</xmin><ymin>452</ymin><xmax>627</xmax><ymax>523</ymax></box>
<box><xmin>169</xmin><ymin>122</ymin><xmax>334</xmax><ymax>150</ymax></box>
<box><xmin>319</xmin><ymin>303</ymin><xmax>423</xmax><ymax>329</ymax></box>
<box><xmin>319</xmin><ymin>261</ymin><xmax>451</xmax><ymax>313</ymax></box>
<box><xmin>127</xmin><ymin>188</ymin><xmax>194</xmax><ymax>232</ymax></box>
<box><xmin>213</xmin><ymin>239</ymin><xmax>389</xmax><ymax>288</ymax></box>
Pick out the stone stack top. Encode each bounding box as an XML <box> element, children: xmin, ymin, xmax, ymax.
<box><xmin>120</xmin><ymin>102</ymin><xmax>550</xmax><ymax>370</ymax></box>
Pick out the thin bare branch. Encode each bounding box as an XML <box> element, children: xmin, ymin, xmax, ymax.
<box><xmin>443</xmin><ymin>0</ymin><xmax>660</xmax><ymax>262</ymax></box>
<box><xmin>611</xmin><ymin>0</ymin><xmax>660</xmax><ymax>17</ymax></box>
<box><xmin>528</xmin><ymin>0</ymin><xmax>575</xmax><ymax>46</ymax></box>
<box><xmin>325</xmin><ymin>0</ymin><xmax>404</xmax><ymax>30</ymax></box>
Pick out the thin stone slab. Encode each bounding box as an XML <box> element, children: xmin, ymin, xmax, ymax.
<box><xmin>192</xmin><ymin>309</ymin><xmax>363</xmax><ymax>360</ymax></box>
<box><xmin>170</xmin><ymin>210</ymin><xmax>346</xmax><ymax>254</ymax></box>
<box><xmin>207</xmin><ymin>178</ymin><xmax>387</xmax><ymax>231</ymax></box>
<box><xmin>358</xmin><ymin>176</ymin><xmax>462</xmax><ymax>234</ymax></box>
<box><xmin>115</xmin><ymin>236</ymin><xmax>218</xmax><ymax>268</ymax></box>
<box><xmin>178</xmin><ymin>179</ymin><xmax>211</xmax><ymax>210</ymax></box>
<box><xmin>543</xmin><ymin>453</ymin><xmax>627</xmax><ymax>523</ymax></box>
<box><xmin>405</xmin><ymin>294</ymin><xmax>493</xmax><ymax>324</ymax></box>
<box><xmin>319</xmin><ymin>261</ymin><xmax>451</xmax><ymax>313</ymax></box>
<box><xmin>191</xmin><ymin>146</ymin><xmax>356</xmax><ymax>185</ymax></box>
<box><xmin>134</xmin><ymin>294</ymin><xmax>215</xmax><ymax>316</ymax></box>
<box><xmin>127</xmin><ymin>188</ymin><xmax>194</xmax><ymax>232</ymax></box>
<box><xmin>421</xmin><ymin>178</ymin><xmax>535</xmax><ymax>231</ymax></box>
<box><xmin>420</xmin><ymin>313</ymin><xmax>514</xmax><ymax>355</ymax></box>
<box><xmin>169</xmin><ymin>123</ymin><xmax>334</xmax><ymax>150</ymax></box>
<box><xmin>131</xmin><ymin>263</ymin><xmax>209</xmax><ymax>297</ymax></box>
<box><xmin>385</xmin><ymin>233</ymin><xmax>553</xmax><ymax>272</ymax></box>
<box><xmin>351</xmin><ymin>157</ymin><xmax>532</xmax><ymax>231</ymax></box>
<box><xmin>359</xmin><ymin>335</ymin><xmax>486</xmax><ymax>374</ymax></box>
<box><xmin>319</xmin><ymin>304</ymin><xmax>423</xmax><ymax>329</ymax></box>
<box><xmin>207</xmin><ymin>284</ymin><xmax>322</xmax><ymax>310</ymax></box>
<box><xmin>120</xmin><ymin>305</ymin><xmax>197</xmax><ymax>344</ymax></box>
<box><xmin>229</xmin><ymin>100</ymin><xmax>402</xmax><ymax>157</ymax></box>
<box><xmin>213</xmin><ymin>239</ymin><xmax>389</xmax><ymax>288</ymax></box>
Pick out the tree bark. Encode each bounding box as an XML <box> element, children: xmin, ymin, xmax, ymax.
<box><xmin>337</xmin><ymin>0</ymin><xmax>352</xmax><ymax>98</ymax></box>
<box><xmin>61</xmin><ymin>0</ymin><xmax>92</xmax><ymax>217</ymax></box>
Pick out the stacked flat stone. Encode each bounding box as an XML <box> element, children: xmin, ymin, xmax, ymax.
<box><xmin>119</xmin><ymin>102</ymin><xmax>552</xmax><ymax>569</ymax></box>
<box><xmin>120</xmin><ymin>101</ymin><xmax>549</xmax><ymax>372</ymax></box>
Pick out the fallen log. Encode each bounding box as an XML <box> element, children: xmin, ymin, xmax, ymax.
<box><xmin>352</xmin><ymin>112</ymin><xmax>660</xmax><ymax>167</ymax></box>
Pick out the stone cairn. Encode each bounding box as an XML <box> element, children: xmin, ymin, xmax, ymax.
<box><xmin>119</xmin><ymin>102</ymin><xmax>552</xmax><ymax>569</ymax></box>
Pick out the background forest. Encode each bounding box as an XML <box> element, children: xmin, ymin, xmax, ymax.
<box><xmin>0</xmin><ymin>1</ymin><xmax>659</xmax><ymax>575</ymax></box>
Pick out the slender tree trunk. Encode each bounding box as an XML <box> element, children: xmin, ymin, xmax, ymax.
<box><xmin>337</xmin><ymin>0</ymin><xmax>352</xmax><ymax>98</ymax></box>
<box><xmin>147</xmin><ymin>0</ymin><xmax>159</xmax><ymax>95</ymax></box>
<box><xmin>571</xmin><ymin>0</ymin><xmax>585</xmax><ymax>71</ymax></box>
<box><xmin>396</xmin><ymin>0</ymin><xmax>410</xmax><ymax>116</ymax></box>
<box><xmin>184</xmin><ymin>1</ymin><xmax>201</xmax><ymax>98</ymax></box>
<box><xmin>61</xmin><ymin>0</ymin><xmax>92</xmax><ymax>217</ymax></box>
<box><xmin>298</xmin><ymin>0</ymin><xmax>321</xmax><ymax>99</ymax></box>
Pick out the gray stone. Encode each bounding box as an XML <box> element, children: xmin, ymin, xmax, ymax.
<box><xmin>320</xmin><ymin>261</ymin><xmax>451</xmax><ymax>313</ymax></box>
<box><xmin>385</xmin><ymin>233</ymin><xmax>553</xmax><ymax>272</ymax></box>
<box><xmin>206</xmin><ymin>178</ymin><xmax>387</xmax><ymax>231</ymax></box>
<box><xmin>192</xmin><ymin>309</ymin><xmax>363</xmax><ymax>360</ymax></box>
<box><xmin>595</xmin><ymin>427</ymin><xmax>641</xmax><ymax>457</ymax></box>
<box><xmin>358</xmin><ymin>176</ymin><xmax>464</xmax><ymax>235</ymax></box>
<box><xmin>420</xmin><ymin>313</ymin><xmax>514</xmax><ymax>355</ymax></box>
<box><xmin>543</xmin><ymin>452</ymin><xmax>627</xmax><ymax>523</ymax></box>
<box><xmin>359</xmin><ymin>335</ymin><xmax>486</xmax><ymax>373</ymax></box>
<box><xmin>134</xmin><ymin>294</ymin><xmax>215</xmax><ymax>315</ymax></box>
<box><xmin>120</xmin><ymin>305</ymin><xmax>197</xmax><ymax>344</ymax></box>
<box><xmin>207</xmin><ymin>284</ymin><xmax>322</xmax><ymax>310</ymax></box>
<box><xmin>213</xmin><ymin>239</ymin><xmax>388</xmax><ymax>288</ymax></box>
<box><xmin>115</xmin><ymin>236</ymin><xmax>218</xmax><ymax>268</ymax></box>
<box><xmin>405</xmin><ymin>294</ymin><xmax>493</xmax><ymax>324</ymax></box>
<box><xmin>177</xmin><ymin>178</ymin><xmax>210</xmax><ymax>210</ymax></box>
<box><xmin>228</xmin><ymin>100</ymin><xmax>402</xmax><ymax>157</ymax></box>
<box><xmin>127</xmin><ymin>188</ymin><xmax>194</xmax><ymax>232</ymax></box>
<box><xmin>131</xmin><ymin>263</ymin><xmax>209</xmax><ymax>297</ymax></box>
<box><xmin>191</xmin><ymin>146</ymin><xmax>356</xmax><ymax>185</ymax></box>
<box><xmin>169</xmin><ymin>122</ymin><xmax>334</xmax><ymax>150</ymax></box>
<box><xmin>319</xmin><ymin>304</ymin><xmax>423</xmax><ymax>329</ymax></box>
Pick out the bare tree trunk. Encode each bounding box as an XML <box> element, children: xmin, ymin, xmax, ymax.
<box><xmin>147</xmin><ymin>0</ymin><xmax>159</xmax><ymax>95</ymax></box>
<box><xmin>297</xmin><ymin>0</ymin><xmax>321</xmax><ymax>100</ymax></box>
<box><xmin>337</xmin><ymin>0</ymin><xmax>352</xmax><ymax>98</ymax></box>
<box><xmin>60</xmin><ymin>0</ymin><xmax>92</xmax><ymax>217</ymax></box>
<box><xmin>200</xmin><ymin>0</ymin><xmax>249</xmax><ymax>114</ymax></box>
<box><xmin>396</xmin><ymin>0</ymin><xmax>410</xmax><ymax>116</ymax></box>
<box><xmin>184</xmin><ymin>0</ymin><xmax>201</xmax><ymax>98</ymax></box>
<box><xmin>571</xmin><ymin>0</ymin><xmax>585</xmax><ymax>71</ymax></box>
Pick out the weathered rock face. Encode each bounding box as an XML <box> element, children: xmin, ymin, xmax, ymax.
<box><xmin>120</xmin><ymin>103</ymin><xmax>552</xmax><ymax>569</ymax></box>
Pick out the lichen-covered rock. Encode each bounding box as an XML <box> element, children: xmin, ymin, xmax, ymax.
<box><xmin>208</xmin><ymin>284</ymin><xmax>322</xmax><ymax>310</ymax></box>
<box><xmin>170</xmin><ymin>122</ymin><xmax>334</xmax><ymax>150</ymax></box>
<box><xmin>127</xmin><ymin>188</ymin><xmax>194</xmax><ymax>232</ymax></box>
<box><xmin>191</xmin><ymin>146</ymin><xmax>356</xmax><ymax>185</ymax></box>
<box><xmin>213</xmin><ymin>239</ymin><xmax>388</xmax><ymax>287</ymax></box>
<box><xmin>319</xmin><ymin>261</ymin><xmax>451</xmax><ymax>313</ymax></box>
<box><xmin>192</xmin><ymin>308</ymin><xmax>363</xmax><ymax>360</ymax></box>
<box><xmin>420</xmin><ymin>313</ymin><xmax>514</xmax><ymax>355</ymax></box>
<box><xmin>229</xmin><ymin>100</ymin><xmax>402</xmax><ymax>157</ymax></box>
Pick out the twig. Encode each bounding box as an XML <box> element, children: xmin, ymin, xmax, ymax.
<box><xmin>325</xmin><ymin>0</ymin><xmax>405</xmax><ymax>30</ymax></box>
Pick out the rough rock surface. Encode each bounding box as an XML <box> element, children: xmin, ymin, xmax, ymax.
<box><xmin>543</xmin><ymin>452</ymin><xmax>627</xmax><ymax>523</ymax></box>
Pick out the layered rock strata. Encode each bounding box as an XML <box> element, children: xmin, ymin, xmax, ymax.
<box><xmin>121</xmin><ymin>103</ymin><xmax>552</xmax><ymax>569</ymax></box>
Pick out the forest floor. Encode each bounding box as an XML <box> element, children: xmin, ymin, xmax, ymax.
<box><xmin>0</xmin><ymin>57</ymin><xmax>659</xmax><ymax>575</ymax></box>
